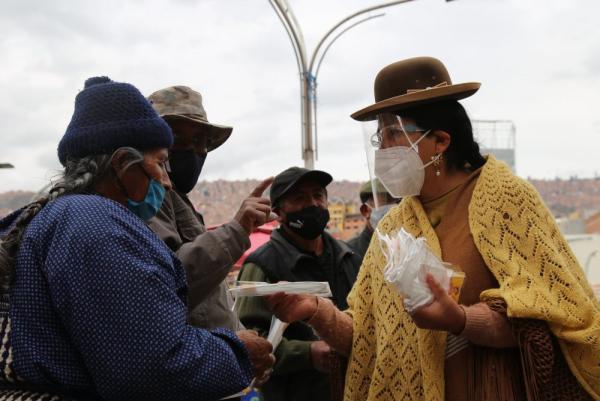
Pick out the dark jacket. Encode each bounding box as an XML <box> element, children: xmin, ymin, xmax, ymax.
<box><xmin>345</xmin><ymin>226</ymin><xmax>373</xmax><ymax>262</ymax></box>
<box><xmin>237</xmin><ymin>228</ymin><xmax>361</xmax><ymax>401</ymax></box>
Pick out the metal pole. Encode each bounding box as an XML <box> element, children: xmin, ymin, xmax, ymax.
<box><xmin>270</xmin><ymin>0</ymin><xmax>314</xmax><ymax>167</ymax></box>
<box><xmin>269</xmin><ymin>0</ymin><xmax>419</xmax><ymax>169</ymax></box>
<box><xmin>268</xmin><ymin>0</ymin><xmax>308</xmax><ymax>161</ymax></box>
<box><xmin>312</xmin><ymin>13</ymin><xmax>385</xmax><ymax>160</ymax></box>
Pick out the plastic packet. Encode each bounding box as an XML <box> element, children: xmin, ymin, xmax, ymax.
<box><xmin>221</xmin><ymin>318</ymin><xmax>289</xmax><ymax>400</ymax></box>
<box><xmin>229</xmin><ymin>281</ymin><xmax>332</xmax><ymax>298</ymax></box>
<box><xmin>377</xmin><ymin>228</ymin><xmax>465</xmax><ymax>313</ymax></box>
<box><xmin>266</xmin><ymin>316</ymin><xmax>290</xmax><ymax>351</ymax></box>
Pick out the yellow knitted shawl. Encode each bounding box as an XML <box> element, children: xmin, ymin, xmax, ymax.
<box><xmin>344</xmin><ymin>156</ymin><xmax>600</xmax><ymax>401</ymax></box>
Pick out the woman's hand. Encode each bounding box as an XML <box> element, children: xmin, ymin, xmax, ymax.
<box><xmin>310</xmin><ymin>340</ymin><xmax>332</xmax><ymax>373</ymax></box>
<box><xmin>236</xmin><ymin>329</ymin><xmax>275</xmax><ymax>385</ymax></box>
<box><xmin>265</xmin><ymin>293</ymin><xmax>318</xmax><ymax>323</ymax></box>
<box><xmin>409</xmin><ymin>274</ymin><xmax>466</xmax><ymax>334</ymax></box>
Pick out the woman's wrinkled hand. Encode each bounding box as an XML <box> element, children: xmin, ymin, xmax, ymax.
<box><xmin>265</xmin><ymin>292</ymin><xmax>318</xmax><ymax>323</ymax></box>
<box><xmin>310</xmin><ymin>340</ymin><xmax>332</xmax><ymax>373</ymax></box>
<box><xmin>409</xmin><ymin>274</ymin><xmax>466</xmax><ymax>334</ymax></box>
<box><xmin>236</xmin><ymin>329</ymin><xmax>275</xmax><ymax>385</ymax></box>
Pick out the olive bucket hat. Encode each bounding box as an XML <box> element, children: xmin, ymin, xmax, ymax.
<box><xmin>148</xmin><ymin>86</ymin><xmax>232</xmax><ymax>152</ymax></box>
<box><xmin>351</xmin><ymin>56</ymin><xmax>480</xmax><ymax>121</ymax></box>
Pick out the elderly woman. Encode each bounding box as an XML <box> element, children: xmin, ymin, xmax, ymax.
<box><xmin>0</xmin><ymin>77</ymin><xmax>273</xmax><ymax>400</ymax></box>
<box><xmin>267</xmin><ymin>57</ymin><xmax>600</xmax><ymax>401</ymax></box>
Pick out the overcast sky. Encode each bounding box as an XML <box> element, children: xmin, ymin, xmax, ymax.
<box><xmin>1</xmin><ymin>0</ymin><xmax>599</xmax><ymax>192</ymax></box>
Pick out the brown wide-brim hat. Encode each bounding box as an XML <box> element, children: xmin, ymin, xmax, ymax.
<box><xmin>148</xmin><ymin>85</ymin><xmax>232</xmax><ymax>152</ymax></box>
<box><xmin>351</xmin><ymin>57</ymin><xmax>481</xmax><ymax>121</ymax></box>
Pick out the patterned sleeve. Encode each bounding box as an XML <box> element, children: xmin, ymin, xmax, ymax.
<box><xmin>44</xmin><ymin>223</ymin><xmax>253</xmax><ymax>400</ymax></box>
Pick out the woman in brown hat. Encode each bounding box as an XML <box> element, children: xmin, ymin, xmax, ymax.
<box><xmin>266</xmin><ymin>57</ymin><xmax>600</xmax><ymax>401</ymax></box>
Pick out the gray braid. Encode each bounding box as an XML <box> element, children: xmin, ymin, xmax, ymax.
<box><xmin>0</xmin><ymin>147</ymin><xmax>144</xmax><ymax>289</ymax></box>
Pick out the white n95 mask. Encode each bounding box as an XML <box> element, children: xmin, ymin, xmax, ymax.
<box><xmin>374</xmin><ymin>130</ymin><xmax>438</xmax><ymax>198</ymax></box>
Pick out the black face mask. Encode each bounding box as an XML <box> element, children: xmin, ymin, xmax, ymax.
<box><xmin>168</xmin><ymin>149</ymin><xmax>206</xmax><ymax>193</ymax></box>
<box><xmin>284</xmin><ymin>206</ymin><xmax>330</xmax><ymax>240</ymax></box>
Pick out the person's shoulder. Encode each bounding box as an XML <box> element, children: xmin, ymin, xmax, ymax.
<box><xmin>245</xmin><ymin>239</ymin><xmax>277</xmax><ymax>263</ymax></box>
<box><xmin>51</xmin><ymin>194</ymin><xmax>136</xmax><ymax>223</ymax></box>
<box><xmin>478</xmin><ymin>157</ymin><xmax>543</xmax><ymax>203</ymax></box>
<box><xmin>50</xmin><ymin>193</ymin><xmax>120</xmax><ymax>212</ymax></box>
<box><xmin>38</xmin><ymin>195</ymin><xmax>152</xmax><ymax>242</ymax></box>
<box><xmin>238</xmin><ymin>261</ymin><xmax>267</xmax><ymax>282</ymax></box>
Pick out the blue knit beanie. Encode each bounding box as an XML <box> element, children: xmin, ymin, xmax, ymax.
<box><xmin>57</xmin><ymin>76</ymin><xmax>173</xmax><ymax>165</ymax></box>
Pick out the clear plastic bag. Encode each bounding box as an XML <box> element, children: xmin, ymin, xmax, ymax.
<box><xmin>377</xmin><ymin>228</ymin><xmax>465</xmax><ymax>313</ymax></box>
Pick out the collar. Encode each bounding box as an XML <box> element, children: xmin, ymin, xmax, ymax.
<box><xmin>271</xmin><ymin>228</ymin><xmax>355</xmax><ymax>268</ymax></box>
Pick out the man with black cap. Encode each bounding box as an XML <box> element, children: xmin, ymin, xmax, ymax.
<box><xmin>236</xmin><ymin>167</ymin><xmax>361</xmax><ymax>401</ymax></box>
<box><xmin>146</xmin><ymin>86</ymin><xmax>274</xmax><ymax>332</ymax></box>
<box><xmin>346</xmin><ymin>179</ymin><xmax>398</xmax><ymax>261</ymax></box>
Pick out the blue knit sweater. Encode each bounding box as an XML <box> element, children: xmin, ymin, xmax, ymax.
<box><xmin>0</xmin><ymin>195</ymin><xmax>252</xmax><ymax>400</ymax></box>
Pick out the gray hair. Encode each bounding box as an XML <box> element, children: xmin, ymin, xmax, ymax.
<box><xmin>0</xmin><ymin>147</ymin><xmax>144</xmax><ymax>289</ymax></box>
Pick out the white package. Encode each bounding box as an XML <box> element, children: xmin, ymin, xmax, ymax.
<box><xmin>266</xmin><ymin>316</ymin><xmax>290</xmax><ymax>351</ymax></box>
<box><xmin>377</xmin><ymin>228</ymin><xmax>456</xmax><ymax>313</ymax></box>
<box><xmin>229</xmin><ymin>281</ymin><xmax>332</xmax><ymax>298</ymax></box>
<box><xmin>220</xmin><ymin>315</ymin><xmax>290</xmax><ymax>400</ymax></box>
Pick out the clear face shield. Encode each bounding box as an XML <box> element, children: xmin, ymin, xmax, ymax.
<box><xmin>361</xmin><ymin>113</ymin><xmax>432</xmax><ymax>200</ymax></box>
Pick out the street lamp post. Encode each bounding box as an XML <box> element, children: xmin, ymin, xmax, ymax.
<box><xmin>268</xmin><ymin>0</ymin><xmax>417</xmax><ymax>169</ymax></box>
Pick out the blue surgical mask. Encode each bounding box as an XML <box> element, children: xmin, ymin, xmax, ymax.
<box><xmin>369</xmin><ymin>204</ymin><xmax>395</xmax><ymax>229</ymax></box>
<box><xmin>127</xmin><ymin>178</ymin><xmax>166</xmax><ymax>221</ymax></box>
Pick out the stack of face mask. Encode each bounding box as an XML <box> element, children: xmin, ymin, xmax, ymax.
<box><xmin>377</xmin><ymin>228</ymin><xmax>465</xmax><ymax>313</ymax></box>
<box><xmin>229</xmin><ymin>281</ymin><xmax>332</xmax><ymax>298</ymax></box>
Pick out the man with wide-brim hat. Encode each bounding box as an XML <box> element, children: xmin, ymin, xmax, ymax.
<box><xmin>264</xmin><ymin>56</ymin><xmax>599</xmax><ymax>401</ymax></box>
<box><xmin>146</xmin><ymin>86</ymin><xmax>276</xmax><ymax>333</ymax></box>
<box><xmin>149</xmin><ymin>85</ymin><xmax>232</xmax><ymax>154</ymax></box>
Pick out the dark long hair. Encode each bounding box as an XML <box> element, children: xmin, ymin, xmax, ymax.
<box><xmin>0</xmin><ymin>147</ymin><xmax>144</xmax><ymax>289</ymax></box>
<box><xmin>400</xmin><ymin>100</ymin><xmax>485</xmax><ymax>171</ymax></box>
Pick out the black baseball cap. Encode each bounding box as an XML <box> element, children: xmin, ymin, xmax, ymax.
<box><xmin>270</xmin><ymin>167</ymin><xmax>333</xmax><ymax>205</ymax></box>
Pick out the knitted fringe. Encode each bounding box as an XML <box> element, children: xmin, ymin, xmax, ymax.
<box><xmin>466</xmin><ymin>345</ymin><xmax>525</xmax><ymax>401</ymax></box>
<box><xmin>487</xmin><ymin>298</ymin><xmax>594</xmax><ymax>401</ymax></box>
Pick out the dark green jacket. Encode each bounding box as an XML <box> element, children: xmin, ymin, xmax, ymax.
<box><xmin>237</xmin><ymin>229</ymin><xmax>360</xmax><ymax>401</ymax></box>
<box><xmin>345</xmin><ymin>226</ymin><xmax>373</xmax><ymax>262</ymax></box>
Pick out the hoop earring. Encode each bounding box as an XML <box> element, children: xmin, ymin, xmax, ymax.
<box><xmin>432</xmin><ymin>153</ymin><xmax>443</xmax><ymax>177</ymax></box>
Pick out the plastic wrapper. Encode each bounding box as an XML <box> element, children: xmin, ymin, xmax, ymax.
<box><xmin>377</xmin><ymin>228</ymin><xmax>465</xmax><ymax>313</ymax></box>
<box><xmin>221</xmin><ymin>316</ymin><xmax>290</xmax><ymax>400</ymax></box>
<box><xmin>229</xmin><ymin>281</ymin><xmax>332</xmax><ymax>298</ymax></box>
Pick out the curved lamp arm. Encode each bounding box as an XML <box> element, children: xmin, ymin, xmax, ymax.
<box><xmin>308</xmin><ymin>0</ymin><xmax>417</xmax><ymax>74</ymax></box>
